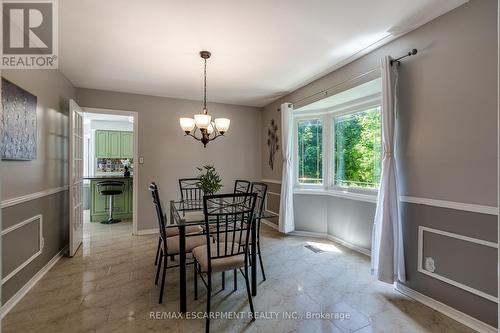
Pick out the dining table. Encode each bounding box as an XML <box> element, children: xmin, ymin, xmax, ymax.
<box><xmin>168</xmin><ymin>198</ymin><xmax>274</xmax><ymax>313</ymax></box>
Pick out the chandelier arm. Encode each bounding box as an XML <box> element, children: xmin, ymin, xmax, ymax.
<box><xmin>186</xmin><ymin>132</ymin><xmax>202</xmax><ymax>141</ymax></box>
<box><xmin>209</xmin><ymin>133</ymin><xmax>224</xmax><ymax>141</ymax></box>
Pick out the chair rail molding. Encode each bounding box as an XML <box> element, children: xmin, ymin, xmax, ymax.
<box><xmin>1</xmin><ymin>186</ymin><xmax>69</xmax><ymax>208</ymax></box>
<box><xmin>401</xmin><ymin>196</ymin><xmax>498</xmax><ymax>216</ymax></box>
<box><xmin>1</xmin><ymin>215</ymin><xmax>44</xmax><ymax>284</ymax></box>
<box><xmin>261</xmin><ymin>179</ymin><xmax>282</xmax><ymax>185</ymax></box>
<box><xmin>417</xmin><ymin>226</ymin><xmax>498</xmax><ymax>303</ymax></box>
<box><xmin>291</xmin><ymin>188</ymin><xmax>498</xmax><ymax>216</ymax></box>
<box><xmin>264</xmin><ymin>197</ymin><xmax>279</xmax><ymax>216</ymax></box>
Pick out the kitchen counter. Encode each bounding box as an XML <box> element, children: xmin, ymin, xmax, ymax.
<box><xmin>87</xmin><ymin>177</ymin><xmax>133</xmax><ymax>222</ymax></box>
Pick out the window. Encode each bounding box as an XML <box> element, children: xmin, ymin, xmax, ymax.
<box><xmin>333</xmin><ymin>106</ymin><xmax>381</xmax><ymax>189</ymax></box>
<box><xmin>297</xmin><ymin>119</ymin><xmax>323</xmax><ymax>184</ymax></box>
<box><xmin>293</xmin><ymin>78</ymin><xmax>382</xmax><ymax>193</ymax></box>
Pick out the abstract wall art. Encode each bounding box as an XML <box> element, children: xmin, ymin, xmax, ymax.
<box><xmin>267</xmin><ymin>119</ymin><xmax>279</xmax><ymax>170</ymax></box>
<box><xmin>1</xmin><ymin>78</ymin><xmax>37</xmax><ymax>160</ymax></box>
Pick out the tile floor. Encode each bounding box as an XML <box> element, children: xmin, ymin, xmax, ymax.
<box><xmin>3</xmin><ymin>214</ymin><xmax>475</xmax><ymax>333</ymax></box>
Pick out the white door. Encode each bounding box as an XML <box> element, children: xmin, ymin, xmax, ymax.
<box><xmin>69</xmin><ymin>99</ymin><xmax>84</xmax><ymax>257</ymax></box>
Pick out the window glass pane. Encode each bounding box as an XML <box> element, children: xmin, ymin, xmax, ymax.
<box><xmin>297</xmin><ymin>119</ymin><xmax>323</xmax><ymax>184</ymax></box>
<box><xmin>334</xmin><ymin>106</ymin><xmax>381</xmax><ymax>188</ymax></box>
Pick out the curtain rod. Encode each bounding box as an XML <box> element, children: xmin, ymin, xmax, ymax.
<box><xmin>390</xmin><ymin>48</ymin><xmax>418</xmax><ymax>65</ymax></box>
<box><xmin>277</xmin><ymin>48</ymin><xmax>418</xmax><ymax>112</ymax></box>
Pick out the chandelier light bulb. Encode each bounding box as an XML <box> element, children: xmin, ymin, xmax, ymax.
<box><xmin>214</xmin><ymin>118</ymin><xmax>230</xmax><ymax>134</ymax></box>
<box><xmin>179</xmin><ymin>118</ymin><xmax>195</xmax><ymax>133</ymax></box>
<box><xmin>194</xmin><ymin>114</ymin><xmax>211</xmax><ymax>129</ymax></box>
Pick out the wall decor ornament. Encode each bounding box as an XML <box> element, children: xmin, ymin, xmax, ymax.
<box><xmin>0</xmin><ymin>78</ymin><xmax>37</xmax><ymax>160</ymax></box>
<box><xmin>267</xmin><ymin>119</ymin><xmax>279</xmax><ymax>170</ymax></box>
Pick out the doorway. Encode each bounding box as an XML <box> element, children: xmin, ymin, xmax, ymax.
<box><xmin>81</xmin><ymin>108</ymin><xmax>139</xmax><ymax>237</ymax></box>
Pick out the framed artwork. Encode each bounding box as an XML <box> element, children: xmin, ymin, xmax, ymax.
<box><xmin>1</xmin><ymin>78</ymin><xmax>37</xmax><ymax>160</ymax></box>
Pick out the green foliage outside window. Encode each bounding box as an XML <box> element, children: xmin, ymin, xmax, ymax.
<box><xmin>334</xmin><ymin>107</ymin><xmax>381</xmax><ymax>188</ymax></box>
<box><xmin>297</xmin><ymin>119</ymin><xmax>323</xmax><ymax>184</ymax></box>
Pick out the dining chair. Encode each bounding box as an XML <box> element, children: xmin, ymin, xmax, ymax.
<box><xmin>250</xmin><ymin>181</ymin><xmax>268</xmax><ymax>281</ymax></box>
<box><xmin>154</xmin><ymin>222</ymin><xmax>203</xmax><ymax>266</ymax></box>
<box><xmin>152</xmin><ymin>182</ymin><xmax>203</xmax><ymax>266</ymax></box>
<box><xmin>179</xmin><ymin>178</ymin><xmax>206</xmax><ymax>222</ymax></box>
<box><xmin>233</xmin><ymin>179</ymin><xmax>251</xmax><ymax>194</ymax></box>
<box><xmin>149</xmin><ymin>182</ymin><xmax>206</xmax><ymax>304</ymax></box>
<box><xmin>192</xmin><ymin>192</ymin><xmax>257</xmax><ymax>333</ymax></box>
<box><xmin>218</xmin><ymin>182</ymin><xmax>268</xmax><ymax>282</ymax></box>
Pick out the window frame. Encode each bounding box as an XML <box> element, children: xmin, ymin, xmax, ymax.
<box><xmin>293</xmin><ymin>93</ymin><xmax>382</xmax><ymax>196</ymax></box>
<box><xmin>294</xmin><ymin>115</ymin><xmax>326</xmax><ymax>189</ymax></box>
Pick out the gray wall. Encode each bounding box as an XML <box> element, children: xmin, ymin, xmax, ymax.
<box><xmin>1</xmin><ymin>70</ymin><xmax>75</xmax><ymax>305</ymax></box>
<box><xmin>261</xmin><ymin>0</ymin><xmax>498</xmax><ymax>327</ymax></box>
<box><xmin>76</xmin><ymin>89</ymin><xmax>263</xmax><ymax>231</ymax></box>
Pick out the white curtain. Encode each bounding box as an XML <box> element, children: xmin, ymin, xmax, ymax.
<box><xmin>278</xmin><ymin>103</ymin><xmax>295</xmax><ymax>233</ymax></box>
<box><xmin>371</xmin><ymin>56</ymin><xmax>406</xmax><ymax>284</ymax></box>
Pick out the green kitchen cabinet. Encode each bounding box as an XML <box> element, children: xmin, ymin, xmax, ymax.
<box><xmin>109</xmin><ymin>131</ymin><xmax>122</xmax><ymax>158</ymax></box>
<box><xmin>95</xmin><ymin>130</ymin><xmax>133</xmax><ymax>159</ymax></box>
<box><xmin>90</xmin><ymin>179</ymin><xmax>133</xmax><ymax>222</ymax></box>
<box><xmin>121</xmin><ymin>132</ymin><xmax>134</xmax><ymax>158</ymax></box>
<box><xmin>95</xmin><ymin>131</ymin><xmax>109</xmax><ymax>158</ymax></box>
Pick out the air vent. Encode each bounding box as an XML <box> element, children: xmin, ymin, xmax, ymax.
<box><xmin>304</xmin><ymin>244</ymin><xmax>324</xmax><ymax>253</ymax></box>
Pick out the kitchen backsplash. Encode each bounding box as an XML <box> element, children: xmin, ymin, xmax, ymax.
<box><xmin>97</xmin><ymin>158</ymin><xmax>134</xmax><ymax>173</ymax></box>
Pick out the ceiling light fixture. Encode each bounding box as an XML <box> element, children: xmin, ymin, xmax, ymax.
<box><xmin>179</xmin><ymin>51</ymin><xmax>230</xmax><ymax>147</ymax></box>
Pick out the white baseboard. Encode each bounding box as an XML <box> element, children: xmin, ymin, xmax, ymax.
<box><xmin>1</xmin><ymin>246</ymin><xmax>68</xmax><ymax>319</ymax></box>
<box><xmin>135</xmin><ymin>228</ymin><xmax>158</xmax><ymax>236</ymax></box>
<box><xmin>290</xmin><ymin>230</ymin><xmax>326</xmax><ymax>239</ymax></box>
<box><xmin>261</xmin><ymin>219</ymin><xmax>279</xmax><ymax>231</ymax></box>
<box><xmin>395</xmin><ymin>283</ymin><xmax>496</xmax><ymax>333</ymax></box>
<box><xmin>326</xmin><ymin>234</ymin><xmax>371</xmax><ymax>256</ymax></box>
<box><xmin>290</xmin><ymin>230</ymin><xmax>371</xmax><ymax>256</ymax></box>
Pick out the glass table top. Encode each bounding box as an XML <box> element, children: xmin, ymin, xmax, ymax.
<box><xmin>167</xmin><ymin>199</ymin><xmax>275</xmax><ymax>228</ymax></box>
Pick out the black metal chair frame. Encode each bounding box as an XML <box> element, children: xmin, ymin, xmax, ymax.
<box><xmin>233</xmin><ymin>179</ymin><xmax>251</xmax><ymax>194</ymax></box>
<box><xmin>179</xmin><ymin>178</ymin><xmax>204</xmax><ymax>202</ymax></box>
<box><xmin>96</xmin><ymin>180</ymin><xmax>125</xmax><ymax>224</ymax></box>
<box><xmin>250</xmin><ymin>182</ymin><xmax>268</xmax><ymax>281</ymax></box>
<box><xmin>193</xmin><ymin>192</ymin><xmax>257</xmax><ymax>333</ymax></box>
<box><xmin>153</xmin><ymin>178</ymin><xmax>204</xmax><ymax>266</ymax></box>
<box><xmin>149</xmin><ymin>182</ymin><xmax>199</xmax><ymax>304</ymax></box>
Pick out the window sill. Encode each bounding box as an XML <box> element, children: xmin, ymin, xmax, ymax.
<box><xmin>293</xmin><ymin>188</ymin><xmax>378</xmax><ymax>203</ymax></box>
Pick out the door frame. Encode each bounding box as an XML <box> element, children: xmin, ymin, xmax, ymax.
<box><xmin>82</xmin><ymin>107</ymin><xmax>139</xmax><ymax>235</ymax></box>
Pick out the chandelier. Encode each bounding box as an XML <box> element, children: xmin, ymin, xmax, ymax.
<box><xmin>179</xmin><ymin>51</ymin><xmax>230</xmax><ymax>147</ymax></box>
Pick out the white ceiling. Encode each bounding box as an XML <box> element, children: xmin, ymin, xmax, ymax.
<box><xmin>59</xmin><ymin>0</ymin><xmax>468</xmax><ymax>107</ymax></box>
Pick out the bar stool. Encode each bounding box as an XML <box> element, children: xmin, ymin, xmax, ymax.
<box><xmin>97</xmin><ymin>180</ymin><xmax>124</xmax><ymax>224</ymax></box>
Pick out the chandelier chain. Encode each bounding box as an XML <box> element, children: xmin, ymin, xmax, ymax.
<box><xmin>203</xmin><ymin>58</ymin><xmax>207</xmax><ymax>112</ymax></box>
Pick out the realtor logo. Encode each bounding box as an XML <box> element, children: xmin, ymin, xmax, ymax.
<box><xmin>2</xmin><ymin>0</ymin><xmax>58</xmax><ymax>68</ymax></box>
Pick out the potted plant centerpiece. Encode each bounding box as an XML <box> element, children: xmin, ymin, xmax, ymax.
<box><xmin>197</xmin><ymin>165</ymin><xmax>222</xmax><ymax>195</ymax></box>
